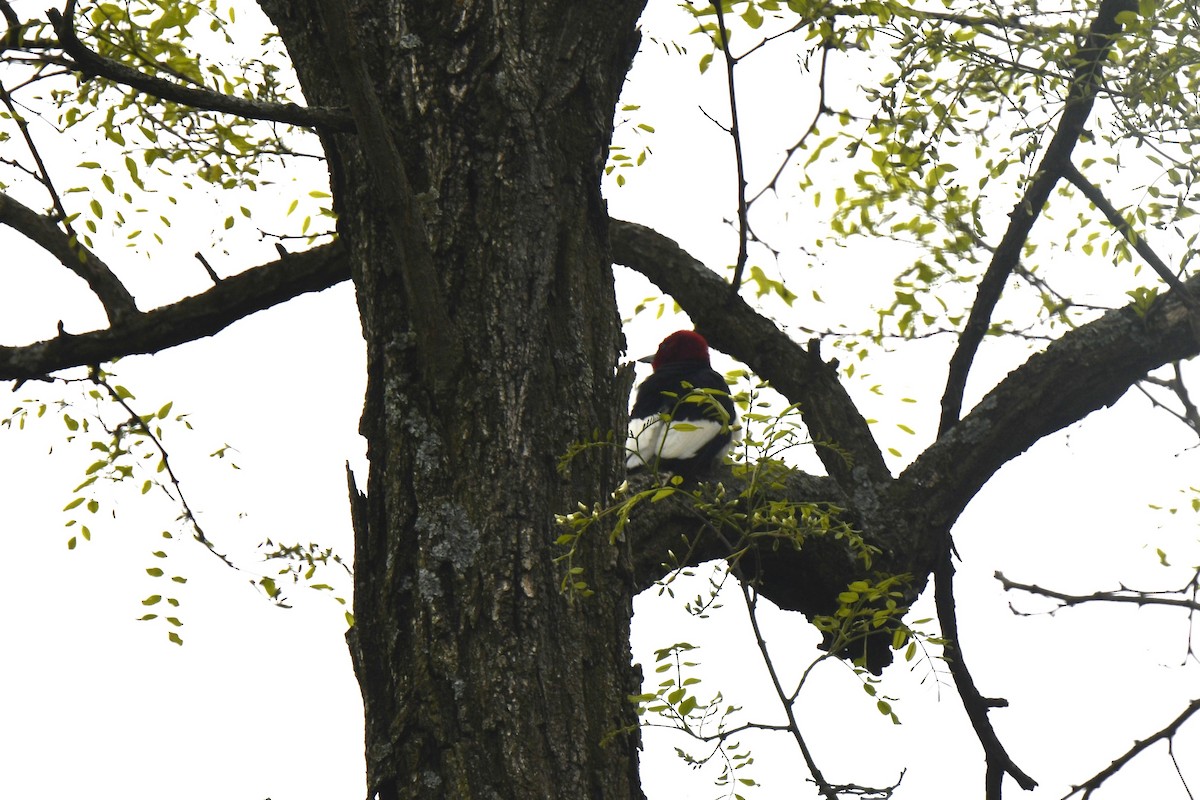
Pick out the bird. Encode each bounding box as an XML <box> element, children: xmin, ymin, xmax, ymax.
<box><xmin>626</xmin><ymin>330</ymin><xmax>737</xmax><ymax>476</ymax></box>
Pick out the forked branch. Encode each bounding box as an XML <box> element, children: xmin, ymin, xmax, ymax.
<box><xmin>938</xmin><ymin>0</ymin><xmax>1139</xmax><ymax>435</ymax></box>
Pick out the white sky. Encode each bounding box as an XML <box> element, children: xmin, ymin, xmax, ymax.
<box><xmin>2</xmin><ymin>1</ymin><xmax>1199</xmax><ymax>799</ymax></box>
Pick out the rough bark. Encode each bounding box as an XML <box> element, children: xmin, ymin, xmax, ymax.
<box><xmin>255</xmin><ymin>2</ymin><xmax>646</xmax><ymax>797</ymax></box>
<box><xmin>5</xmin><ymin>0</ymin><xmax>1200</xmax><ymax>794</ymax></box>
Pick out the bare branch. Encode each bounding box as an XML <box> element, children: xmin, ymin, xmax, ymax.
<box><xmin>1063</xmin><ymin>698</ymin><xmax>1200</xmax><ymax>799</ymax></box>
<box><xmin>1137</xmin><ymin>362</ymin><xmax>1200</xmax><ymax>437</ymax></box>
<box><xmin>1062</xmin><ymin>162</ymin><xmax>1196</xmax><ymax>305</ymax></box>
<box><xmin>996</xmin><ymin>570</ymin><xmax>1200</xmax><ymax>613</ymax></box>
<box><xmin>0</xmin><ymin>241</ymin><xmax>349</xmax><ymax>379</ymax></box>
<box><xmin>0</xmin><ymin>190</ymin><xmax>137</xmax><ymax>322</ymax></box>
<box><xmin>710</xmin><ymin>2</ymin><xmax>749</xmax><ymax>299</ymax></box>
<box><xmin>739</xmin><ymin>584</ymin><xmax>838</xmax><ymax>800</ymax></box>
<box><xmin>936</xmin><ymin>554</ymin><xmax>1037</xmax><ymax>796</ymax></box>
<box><xmin>44</xmin><ymin>0</ymin><xmax>353</xmax><ymax>132</ymax></box>
<box><xmin>939</xmin><ymin>0</ymin><xmax>1139</xmax><ymax>435</ymax></box>
<box><xmin>748</xmin><ymin>43</ymin><xmax>831</xmax><ymax>206</ymax></box>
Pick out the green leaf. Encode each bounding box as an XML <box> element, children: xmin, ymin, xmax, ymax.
<box><xmin>741</xmin><ymin>4</ymin><xmax>763</xmax><ymax>28</ymax></box>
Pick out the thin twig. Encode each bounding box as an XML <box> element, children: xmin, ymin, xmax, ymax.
<box><xmin>1135</xmin><ymin>363</ymin><xmax>1200</xmax><ymax>439</ymax></box>
<box><xmin>194</xmin><ymin>252</ymin><xmax>222</xmax><ymax>284</ymax></box>
<box><xmin>1061</xmin><ymin>162</ymin><xmax>1195</xmax><ymax>307</ymax></box>
<box><xmin>90</xmin><ymin>369</ymin><xmax>235</xmax><ymax>568</ymax></box>
<box><xmin>996</xmin><ymin>570</ymin><xmax>1200</xmax><ymax>613</ymax></box>
<box><xmin>1169</xmin><ymin>739</ymin><xmax>1196</xmax><ymax>800</ymax></box>
<box><xmin>738</xmin><ymin>582</ymin><xmax>840</xmax><ymax>800</ymax></box>
<box><xmin>748</xmin><ymin>43</ymin><xmax>831</xmax><ymax>206</ymax></box>
<box><xmin>710</xmin><ymin>2</ymin><xmax>750</xmax><ymax>300</ymax></box>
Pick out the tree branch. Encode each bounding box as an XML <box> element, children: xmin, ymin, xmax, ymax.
<box><xmin>44</xmin><ymin>0</ymin><xmax>354</xmax><ymax>132</ymax></box>
<box><xmin>610</xmin><ymin>219</ymin><xmax>891</xmax><ymax>492</ymax></box>
<box><xmin>937</xmin><ymin>554</ymin><xmax>1037</xmax><ymax>796</ymax></box>
<box><xmin>1061</xmin><ymin>162</ymin><xmax>1196</xmax><ymax>305</ymax></box>
<box><xmin>0</xmin><ymin>241</ymin><xmax>349</xmax><ymax>379</ymax></box>
<box><xmin>1137</xmin><ymin>362</ymin><xmax>1200</xmax><ymax>436</ymax></box>
<box><xmin>1063</xmin><ymin>698</ymin><xmax>1200</xmax><ymax>799</ymax></box>
<box><xmin>710</xmin><ymin>2</ymin><xmax>749</xmax><ymax>299</ymax></box>
<box><xmin>0</xmin><ymin>190</ymin><xmax>138</xmax><ymax>322</ymax></box>
<box><xmin>938</xmin><ymin>0</ymin><xmax>1139</xmax><ymax>435</ymax></box>
<box><xmin>996</xmin><ymin>570</ymin><xmax>1200</xmax><ymax>613</ymax></box>
<box><xmin>626</xmin><ymin>466</ymin><xmax>869</xmax><ymax>628</ymax></box>
<box><xmin>905</xmin><ymin>270</ymin><xmax>1200</xmax><ymax>535</ymax></box>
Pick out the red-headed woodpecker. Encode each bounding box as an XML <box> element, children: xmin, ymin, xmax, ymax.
<box><xmin>626</xmin><ymin>330</ymin><xmax>737</xmax><ymax>476</ymax></box>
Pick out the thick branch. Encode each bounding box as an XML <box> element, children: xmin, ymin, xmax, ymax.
<box><xmin>939</xmin><ymin>0</ymin><xmax>1138</xmax><ymax>434</ymax></box>
<box><xmin>0</xmin><ymin>190</ymin><xmax>137</xmax><ymax>322</ymax></box>
<box><xmin>45</xmin><ymin>1</ymin><xmax>353</xmax><ymax>132</ymax></box>
<box><xmin>610</xmin><ymin>219</ymin><xmax>891</xmax><ymax>491</ymax></box>
<box><xmin>0</xmin><ymin>241</ymin><xmax>349</xmax><ymax>379</ymax></box>
<box><xmin>627</xmin><ymin>466</ymin><xmax>853</xmax><ymax>618</ymax></box>
<box><xmin>905</xmin><ymin>271</ymin><xmax>1200</xmax><ymax>533</ymax></box>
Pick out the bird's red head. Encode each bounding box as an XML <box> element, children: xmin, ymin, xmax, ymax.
<box><xmin>651</xmin><ymin>330</ymin><xmax>711</xmax><ymax>371</ymax></box>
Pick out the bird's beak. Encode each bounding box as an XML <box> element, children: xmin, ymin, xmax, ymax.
<box><xmin>636</xmin><ymin>354</ymin><xmax>655</xmax><ymax>364</ymax></box>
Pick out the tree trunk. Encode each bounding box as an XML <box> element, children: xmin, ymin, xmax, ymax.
<box><xmin>257</xmin><ymin>1</ymin><xmax>647</xmax><ymax>796</ymax></box>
